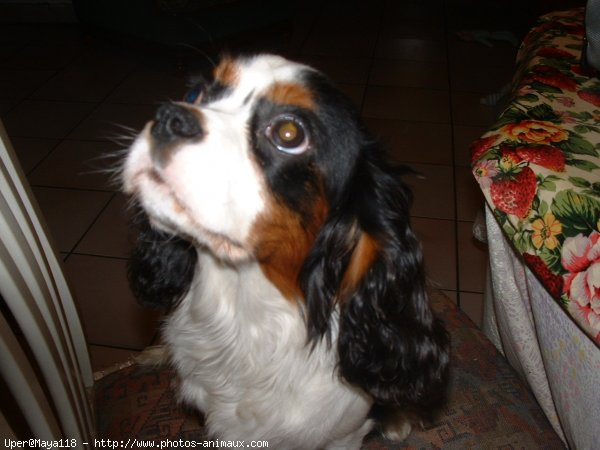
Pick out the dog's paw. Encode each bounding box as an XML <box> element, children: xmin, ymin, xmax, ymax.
<box><xmin>382</xmin><ymin>420</ymin><xmax>412</xmax><ymax>442</ymax></box>
<box><xmin>379</xmin><ymin>410</ymin><xmax>414</xmax><ymax>442</ymax></box>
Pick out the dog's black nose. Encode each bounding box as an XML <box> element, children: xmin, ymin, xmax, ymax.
<box><xmin>151</xmin><ymin>104</ymin><xmax>203</xmax><ymax>143</ymax></box>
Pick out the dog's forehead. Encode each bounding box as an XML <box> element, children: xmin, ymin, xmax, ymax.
<box><xmin>240</xmin><ymin>55</ymin><xmax>306</xmax><ymax>84</ymax></box>
<box><xmin>211</xmin><ymin>55</ymin><xmax>315</xmax><ymax>110</ymax></box>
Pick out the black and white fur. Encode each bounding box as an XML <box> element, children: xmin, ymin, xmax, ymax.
<box><xmin>123</xmin><ymin>54</ymin><xmax>449</xmax><ymax>450</ymax></box>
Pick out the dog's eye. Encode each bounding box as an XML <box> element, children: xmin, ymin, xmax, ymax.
<box><xmin>266</xmin><ymin>116</ymin><xmax>309</xmax><ymax>155</ymax></box>
<box><xmin>184</xmin><ymin>84</ymin><xmax>203</xmax><ymax>104</ymax></box>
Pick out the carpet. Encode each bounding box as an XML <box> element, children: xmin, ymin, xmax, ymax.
<box><xmin>95</xmin><ymin>289</ymin><xmax>565</xmax><ymax>449</ymax></box>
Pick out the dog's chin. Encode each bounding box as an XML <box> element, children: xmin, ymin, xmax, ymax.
<box><xmin>146</xmin><ymin>210</ymin><xmax>251</xmax><ymax>264</ymax></box>
<box><xmin>129</xmin><ymin>169</ymin><xmax>252</xmax><ymax>264</ymax></box>
<box><xmin>196</xmin><ymin>230</ymin><xmax>252</xmax><ymax>263</ymax></box>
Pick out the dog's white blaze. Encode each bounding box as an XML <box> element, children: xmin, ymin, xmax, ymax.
<box><xmin>212</xmin><ymin>55</ymin><xmax>310</xmax><ymax>111</ymax></box>
<box><xmin>162</xmin><ymin>106</ymin><xmax>264</xmax><ymax>247</ymax></box>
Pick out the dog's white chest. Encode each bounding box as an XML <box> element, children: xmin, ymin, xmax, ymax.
<box><xmin>164</xmin><ymin>251</ymin><xmax>372</xmax><ymax>449</ymax></box>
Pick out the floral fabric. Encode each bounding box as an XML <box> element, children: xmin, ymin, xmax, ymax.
<box><xmin>472</xmin><ymin>8</ymin><xmax>600</xmax><ymax>346</ymax></box>
<box><xmin>484</xmin><ymin>207</ymin><xmax>600</xmax><ymax>449</ymax></box>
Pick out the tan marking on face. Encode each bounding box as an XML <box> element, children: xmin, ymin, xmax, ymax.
<box><xmin>251</xmin><ymin>196</ymin><xmax>328</xmax><ymax>302</ymax></box>
<box><xmin>213</xmin><ymin>56</ymin><xmax>240</xmax><ymax>86</ymax></box>
<box><xmin>265</xmin><ymin>82</ymin><xmax>315</xmax><ymax>110</ymax></box>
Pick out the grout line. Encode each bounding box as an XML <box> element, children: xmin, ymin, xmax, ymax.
<box><xmin>442</xmin><ymin>0</ymin><xmax>462</xmax><ymax>310</ymax></box>
<box><xmin>356</xmin><ymin>1</ymin><xmax>385</xmax><ymax>113</ymax></box>
<box><xmin>365</xmin><ymin>82</ymin><xmax>504</xmax><ymax>97</ymax></box>
<box><xmin>0</xmin><ymin>48</ymin><xmax>83</xmax><ymax>117</ymax></box>
<box><xmin>24</xmin><ymin>139</ymin><xmax>62</xmax><ymax>176</ymax></box>
<box><xmin>459</xmin><ymin>289</ymin><xmax>485</xmax><ymax>295</ymax></box>
<box><xmin>27</xmin><ymin>184</ymin><xmax>117</xmax><ymax>194</ymax></box>
<box><xmin>68</xmin><ymin>252</ymin><xmax>129</xmax><ymax>261</ymax></box>
<box><xmin>410</xmin><ymin>214</ymin><xmax>456</xmax><ymax>221</ymax></box>
<box><xmin>64</xmin><ymin>192</ymin><xmax>117</xmax><ymax>261</ymax></box>
<box><xmin>456</xmin><ymin>218</ymin><xmax>480</xmax><ymax>224</ymax></box>
<box><xmin>54</xmin><ymin>61</ymin><xmax>139</xmax><ymax>142</ymax></box>
<box><xmin>42</xmin><ymin>136</ymin><xmax>132</xmax><ymax>143</ymax></box>
<box><xmin>30</xmin><ymin>53</ymin><xmax>140</xmax><ymax>265</ymax></box>
<box><xmin>361</xmin><ymin>114</ymin><xmax>452</xmax><ymax>126</ymax></box>
<box><xmin>7</xmin><ymin>97</ymin><xmax>100</xmax><ymax>106</ymax></box>
<box><xmin>88</xmin><ymin>342</ymin><xmax>145</xmax><ymax>353</ymax></box>
<box><xmin>365</xmin><ymin>83</ymin><xmax>450</xmax><ymax>93</ymax></box>
<box><xmin>392</xmin><ymin>160</ymin><xmax>454</xmax><ymax>168</ymax></box>
<box><xmin>410</xmin><ymin>215</ymin><xmax>456</xmax><ymax>222</ymax></box>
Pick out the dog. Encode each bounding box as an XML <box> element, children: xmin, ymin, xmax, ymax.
<box><xmin>122</xmin><ymin>54</ymin><xmax>449</xmax><ymax>449</ymax></box>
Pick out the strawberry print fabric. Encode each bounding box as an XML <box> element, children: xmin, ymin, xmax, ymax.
<box><xmin>471</xmin><ymin>8</ymin><xmax>600</xmax><ymax>346</ymax></box>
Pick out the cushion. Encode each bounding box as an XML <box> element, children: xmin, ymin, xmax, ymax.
<box><xmin>95</xmin><ymin>290</ymin><xmax>565</xmax><ymax>449</ymax></box>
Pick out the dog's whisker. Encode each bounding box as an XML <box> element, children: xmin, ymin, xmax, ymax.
<box><xmin>105</xmin><ymin>123</ymin><xmax>141</xmax><ymax>137</ymax></box>
<box><xmin>177</xmin><ymin>42</ymin><xmax>218</xmax><ymax>68</ymax></box>
<box><xmin>74</xmin><ymin>147</ymin><xmax>132</xmax><ymax>191</ymax></box>
<box><xmin>104</xmin><ymin>132</ymin><xmax>140</xmax><ymax>151</ymax></box>
<box><xmin>110</xmin><ymin>133</ymin><xmax>137</xmax><ymax>144</ymax></box>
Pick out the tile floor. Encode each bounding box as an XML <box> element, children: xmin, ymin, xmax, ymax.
<box><xmin>1</xmin><ymin>0</ymin><xmax>532</xmax><ymax>371</ymax></box>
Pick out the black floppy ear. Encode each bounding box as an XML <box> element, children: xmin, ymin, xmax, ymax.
<box><xmin>301</xmin><ymin>151</ymin><xmax>450</xmax><ymax>411</ymax></box>
<box><xmin>127</xmin><ymin>214</ymin><xmax>197</xmax><ymax>310</ymax></box>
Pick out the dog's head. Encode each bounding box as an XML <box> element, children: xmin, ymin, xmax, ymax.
<box><xmin>124</xmin><ymin>54</ymin><xmax>363</xmax><ymax>295</ymax></box>
<box><xmin>124</xmin><ymin>54</ymin><xmax>449</xmax><ymax>412</ymax></box>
